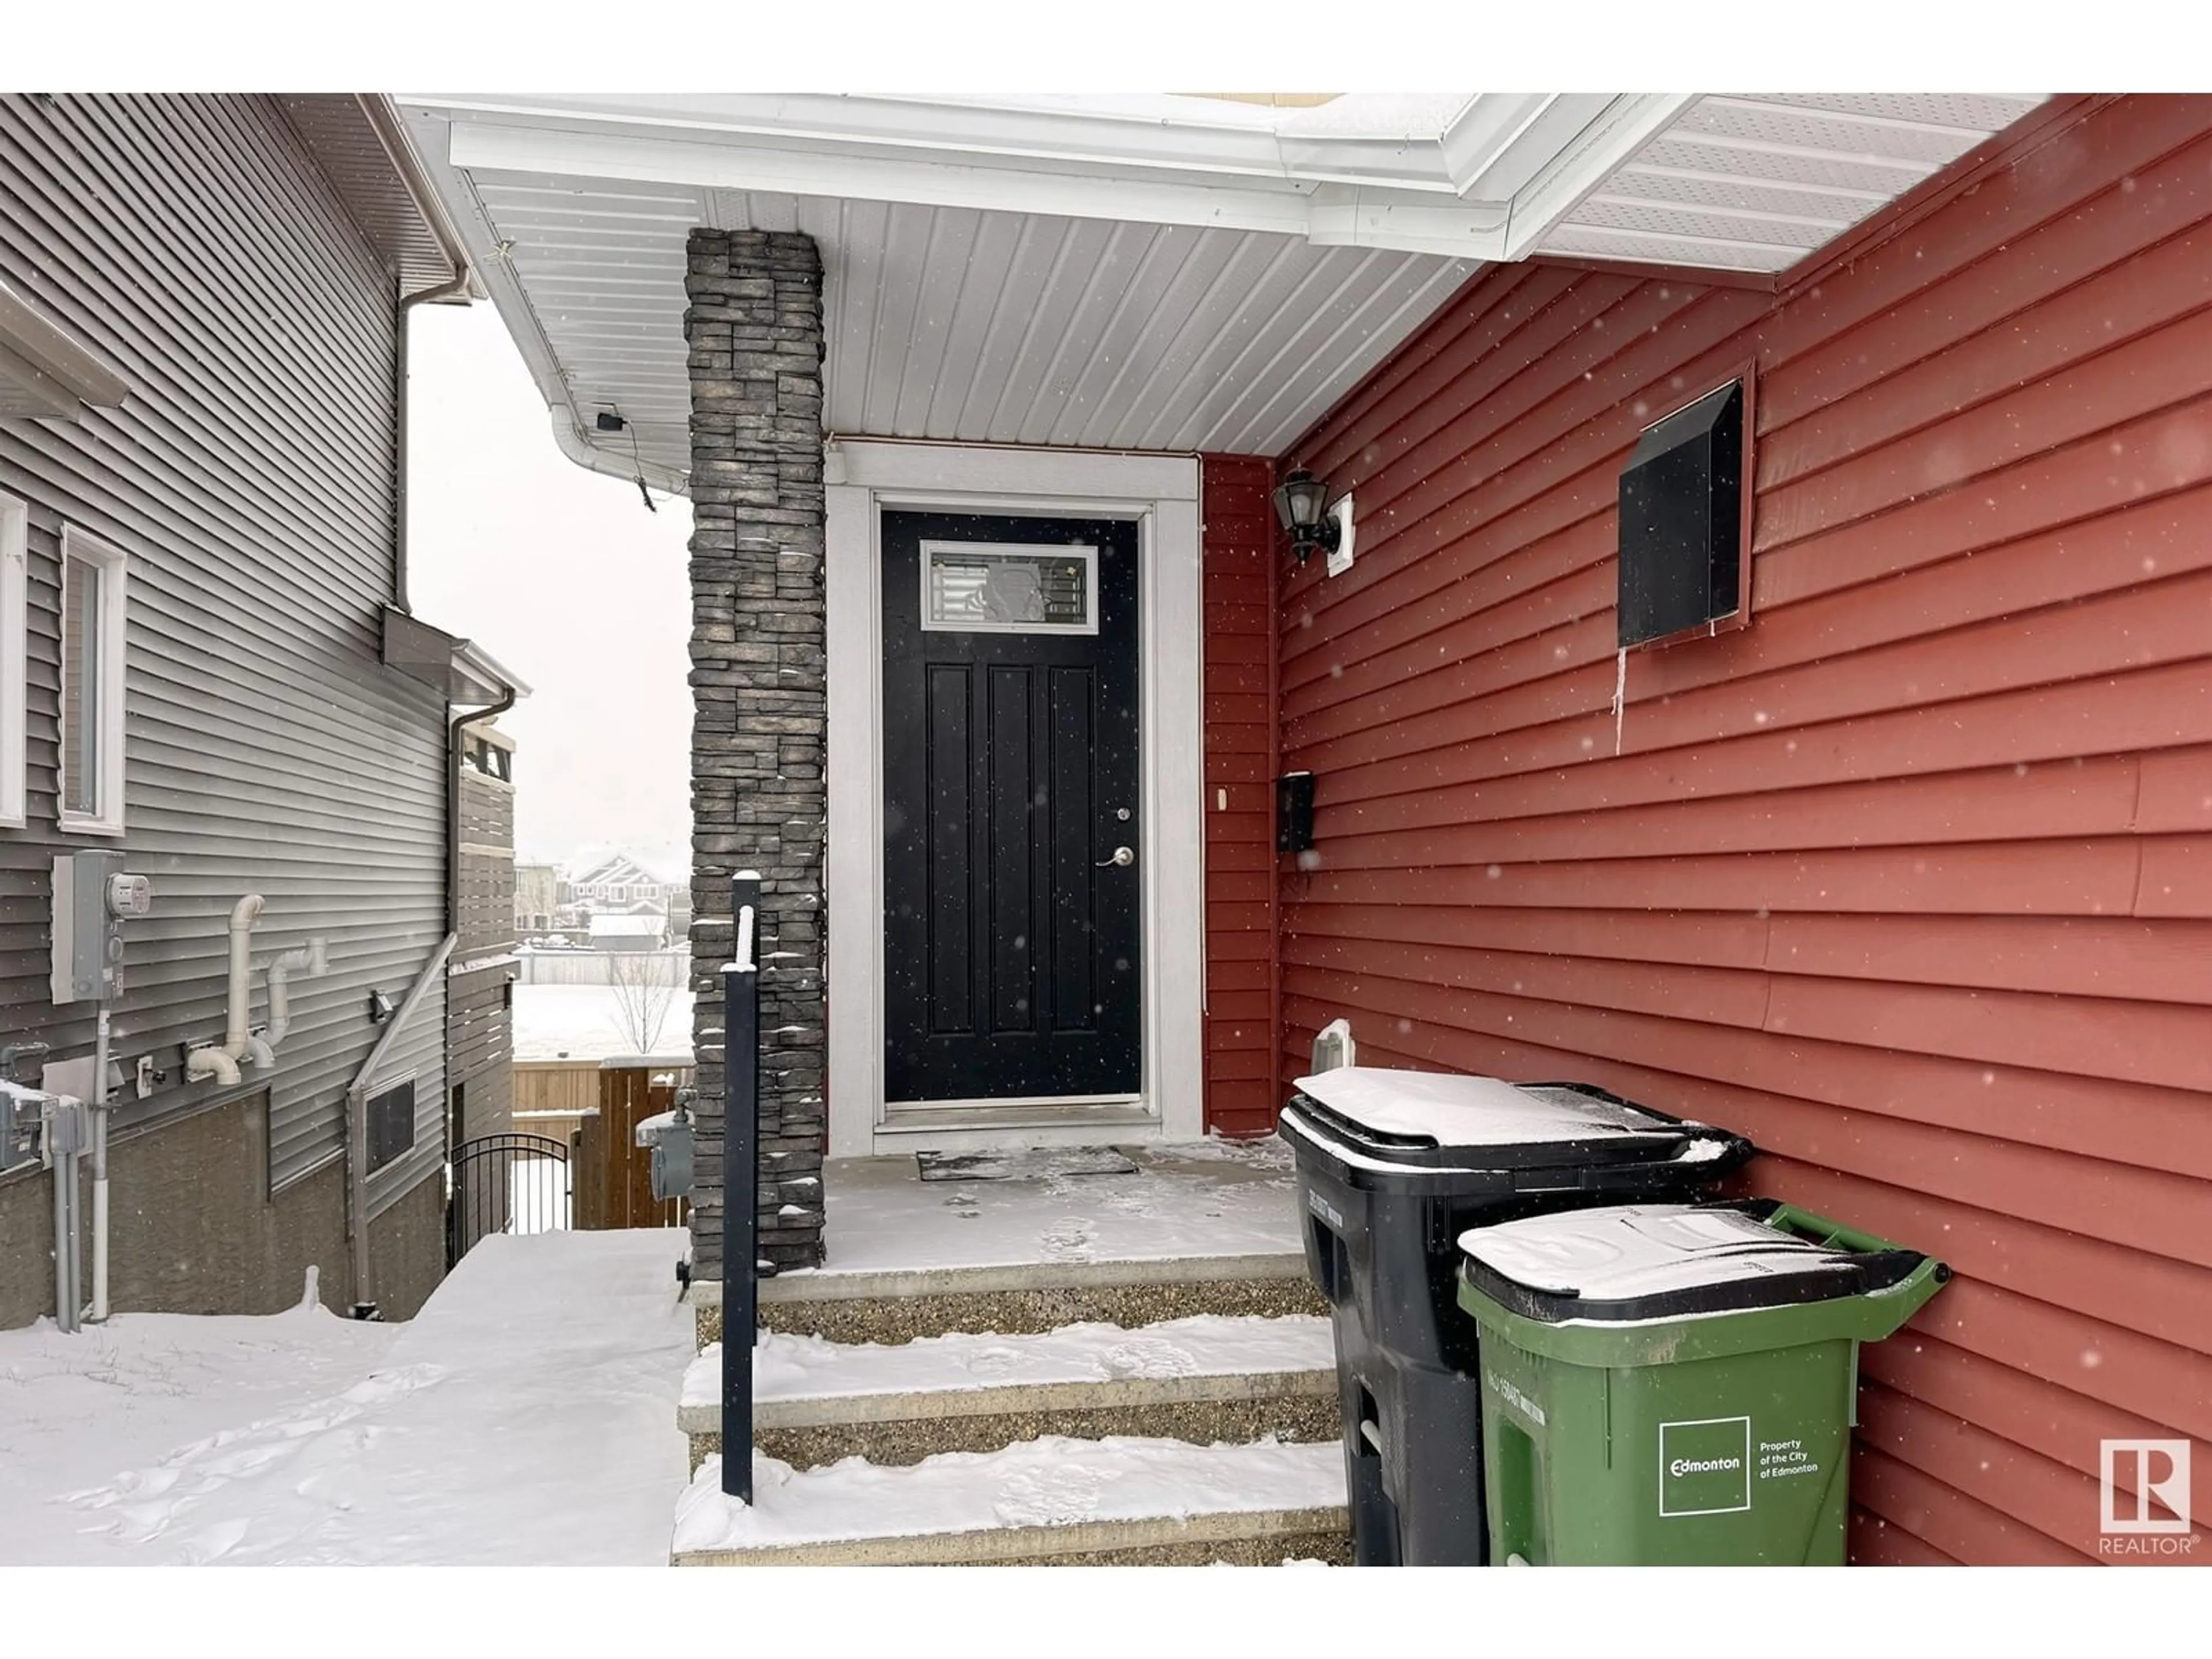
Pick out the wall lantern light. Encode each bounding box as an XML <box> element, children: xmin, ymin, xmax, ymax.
<box><xmin>1272</xmin><ymin>468</ymin><xmax>1342</xmax><ymax>564</ymax></box>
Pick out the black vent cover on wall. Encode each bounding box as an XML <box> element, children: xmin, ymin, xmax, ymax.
<box><xmin>1277</xmin><ymin>771</ymin><xmax>1316</xmax><ymax>854</ymax></box>
<box><xmin>1617</xmin><ymin>379</ymin><xmax>1745</xmax><ymax>648</ymax></box>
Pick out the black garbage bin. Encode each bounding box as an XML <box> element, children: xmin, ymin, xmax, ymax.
<box><xmin>1280</xmin><ymin>1066</ymin><xmax>1753</xmax><ymax>1566</ymax></box>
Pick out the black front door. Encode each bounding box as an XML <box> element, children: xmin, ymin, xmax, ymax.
<box><xmin>881</xmin><ymin>510</ymin><xmax>1142</xmax><ymax>1103</ymax></box>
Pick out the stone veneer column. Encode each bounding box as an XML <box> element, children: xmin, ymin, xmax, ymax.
<box><xmin>683</xmin><ymin>229</ymin><xmax>827</xmax><ymax>1277</ymax></box>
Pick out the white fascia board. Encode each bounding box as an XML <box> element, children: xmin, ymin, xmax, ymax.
<box><xmin>453</xmin><ymin>639</ymin><xmax>531</xmax><ymax>703</ymax></box>
<box><xmin>446</xmin><ymin>120</ymin><xmax>1325</xmax><ymax>241</ymax></box>
<box><xmin>548</xmin><ymin>402</ymin><xmax>689</xmax><ymax>497</ymax></box>
<box><xmin>1305</xmin><ymin>188</ymin><xmax>1513</xmax><ymax>256</ymax></box>
<box><xmin>423</xmin><ymin>90</ymin><xmax>1664</xmax><ymax>203</ymax></box>
<box><xmin>446</xmin><ymin>120</ymin><xmax>1529</xmax><ymax>260</ymax></box>
<box><xmin>1498</xmin><ymin>94</ymin><xmax>1700</xmax><ymax>260</ymax></box>
<box><xmin>418</xmin><ymin>92</ymin><xmax>1431</xmax><ymax>190</ymax></box>
<box><xmin>1444</xmin><ymin>94</ymin><xmax>1621</xmax><ymax>200</ymax></box>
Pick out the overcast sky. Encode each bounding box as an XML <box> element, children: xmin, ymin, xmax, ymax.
<box><xmin>404</xmin><ymin>302</ymin><xmax>693</xmax><ymax>866</ymax></box>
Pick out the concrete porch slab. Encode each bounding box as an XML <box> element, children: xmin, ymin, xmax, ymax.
<box><xmin>672</xmin><ymin>1435</ymin><xmax>1348</xmax><ymax>1566</ymax></box>
<box><xmin>701</xmin><ymin>1136</ymin><xmax>1306</xmax><ymax>1302</ymax></box>
<box><xmin>690</xmin><ymin>1137</ymin><xmax>1318</xmax><ymax>1343</ymax></box>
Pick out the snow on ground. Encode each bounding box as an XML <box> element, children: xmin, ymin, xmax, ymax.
<box><xmin>1</xmin><ymin>1232</ymin><xmax>692</xmax><ymax>1565</ymax></box>
<box><xmin>802</xmin><ymin>1136</ymin><xmax>1305</xmax><ymax>1278</ymax></box>
<box><xmin>512</xmin><ymin>982</ymin><xmax>692</xmax><ymax>1062</ymax></box>
<box><xmin>675</xmin><ymin>1436</ymin><xmax>1347</xmax><ymax>1553</ymax></box>
<box><xmin>0</xmin><ymin>1280</ymin><xmax>400</xmax><ymax>1566</ymax></box>
<box><xmin>509</xmin><ymin>1156</ymin><xmax>572</xmax><ymax>1235</ymax></box>
<box><xmin>685</xmin><ymin>1314</ymin><xmax>1336</xmax><ymax>1410</ymax></box>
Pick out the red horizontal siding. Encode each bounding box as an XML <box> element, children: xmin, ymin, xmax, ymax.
<box><xmin>1278</xmin><ymin>94</ymin><xmax>2212</xmax><ymax>1564</ymax></box>
<box><xmin>1199</xmin><ymin>454</ymin><xmax>1279</xmax><ymax>1136</ymax></box>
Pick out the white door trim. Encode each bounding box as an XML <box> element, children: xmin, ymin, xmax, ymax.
<box><xmin>824</xmin><ymin>441</ymin><xmax>1204</xmax><ymax>1158</ymax></box>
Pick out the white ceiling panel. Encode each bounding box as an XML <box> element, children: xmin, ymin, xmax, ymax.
<box><xmin>459</xmin><ymin>165</ymin><xmax>1478</xmax><ymax>480</ymax></box>
<box><xmin>1533</xmin><ymin>92</ymin><xmax>2047</xmax><ymax>274</ymax></box>
<box><xmin>403</xmin><ymin>91</ymin><xmax>2051</xmax><ymax>492</ymax></box>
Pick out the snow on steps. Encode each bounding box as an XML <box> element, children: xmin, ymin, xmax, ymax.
<box><xmin>685</xmin><ymin>1314</ymin><xmax>1337</xmax><ymax>1430</ymax></box>
<box><xmin>672</xmin><ymin>1436</ymin><xmax>1349</xmax><ymax>1566</ymax></box>
<box><xmin>679</xmin><ymin>1315</ymin><xmax>1341</xmax><ymax>1467</ymax></box>
<box><xmin>688</xmin><ymin>1135</ymin><xmax>1319</xmax><ymax>1346</ymax></box>
<box><xmin>692</xmin><ymin>1250</ymin><xmax>1322</xmax><ymax>1347</ymax></box>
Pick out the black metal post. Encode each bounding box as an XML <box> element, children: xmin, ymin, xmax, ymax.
<box><xmin>720</xmin><ymin>871</ymin><xmax>761</xmax><ymax>1503</ymax></box>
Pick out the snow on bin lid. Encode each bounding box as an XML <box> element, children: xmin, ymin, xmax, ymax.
<box><xmin>1458</xmin><ymin>1204</ymin><xmax>1857</xmax><ymax>1303</ymax></box>
<box><xmin>1291</xmin><ymin>1067</ymin><xmax>1676</xmax><ymax>1149</ymax></box>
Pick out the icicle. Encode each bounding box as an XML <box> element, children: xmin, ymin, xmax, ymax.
<box><xmin>1611</xmin><ymin>647</ymin><xmax>1628</xmax><ymax>756</ymax></box>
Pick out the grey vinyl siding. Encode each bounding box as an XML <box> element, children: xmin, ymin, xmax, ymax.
<box><xmin>0</xmin><ymin>94</ymin><xmax>449</xmax><ymax>1192</ymax></box>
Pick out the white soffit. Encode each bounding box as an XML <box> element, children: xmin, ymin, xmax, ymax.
<box><xmin>397</xmin><ymin>91</ymin><xmax>2048</xmax><ymax>490</ymax></box>
<box><xmin>408</xmin><ymin>150</ymin><xmax>1479</xmax><ymax>479</ymax></box>
<box><xmin>1535</xmin><ymin>93</ymin><xmax>2049</xmax><ymax>272</ymax></box>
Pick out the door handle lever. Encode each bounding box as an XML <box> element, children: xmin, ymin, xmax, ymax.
<box><xmin>1096</xmin><ymin>846</ymin><xmax>1134</xmax><ymax>868</ymax></box>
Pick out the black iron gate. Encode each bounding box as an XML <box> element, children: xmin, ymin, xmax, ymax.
<box><xmin>448</xmin><ymin>1132</ymin><xmax>571</xmax><ymax>1267</ymax></box>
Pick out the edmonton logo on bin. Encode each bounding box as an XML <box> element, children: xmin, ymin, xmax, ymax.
<box><xmin>1659</xmin><ymin>1418</ymin><xmax>1753</xmax><ymax>1517</ymax></box>
<box><xmin>1670</xmin><ymin>1454</ymin><xmax>1743</xmax><ymax>1477</ymax></box>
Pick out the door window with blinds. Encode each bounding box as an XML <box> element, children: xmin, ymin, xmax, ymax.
<box><xmin>920</xmin><ymin>541</ymin><xmax>1098</xmax><ymax>635</ymax></box>
<box><xmin>58</xmin><ymin>525</ymin><xmax>127</xmax><ymax>834</ymax></box>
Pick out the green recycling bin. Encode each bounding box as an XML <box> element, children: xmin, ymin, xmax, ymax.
<box><xmin>1456</xmin><ymin>1199</ymin><xmax>1949</xmax><ymax>1566</ymax></box>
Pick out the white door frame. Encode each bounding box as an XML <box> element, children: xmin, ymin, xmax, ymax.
<box><xmin>824</xmin><ymin>441</ymin><xmax>1205</xmax><ymax>1158</ymax></box>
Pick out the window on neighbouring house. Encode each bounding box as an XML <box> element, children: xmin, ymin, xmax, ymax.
<box><xmin>58</xmin><ymin>525</ymin><xmax>126</xmax><ymax>834</ymax></box>
<box><xmin>1</xmin><ymin>491</ymin><xmax>25</xmax><ymax>828</ymax></box>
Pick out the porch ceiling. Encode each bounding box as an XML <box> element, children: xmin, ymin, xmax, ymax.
<box><xmin>396</xmin><ymin>92</ymin><xmax>2045</xmax><ymax>495</ymax></box>
<box><xmin>1531</xmin><ymin>93</ymin><xmax>2049</xmax><ymax>272</ymax></box>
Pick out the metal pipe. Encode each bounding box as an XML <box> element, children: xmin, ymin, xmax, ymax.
<box><xmin>90</xmin><ymin>1006</ymin><xmax>109</xmax><ymax>1322</ymax></box>
<box><xmin>342</xmin><ymin>930</ymin><xmax>457</xmax><ymax>1316</ymax></box>
<box><xmin>52</xmin><ymin>1137</ymin><xmax>76</xmax><ymax>1335</ymax></box>
<box><xmin>721</xmin><ymin>870</ymin><xmax>762</xmax><ymax>1504</ymax></box>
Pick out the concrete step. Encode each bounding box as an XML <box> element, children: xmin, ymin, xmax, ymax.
<box><xmin>680</xmin><ymin>1313</ymin><xmax>1341</xmax><ymax>1470</ymax></box>
<box><xmin>672</xmin><ymin>1435</ymin><xmax>1349</xmax><ymax>1566</ymax></box>
<box><xmin>693</xmin><ymin>1251</ymin><xmax>1323</xmax><ymax>1348</ymax></box>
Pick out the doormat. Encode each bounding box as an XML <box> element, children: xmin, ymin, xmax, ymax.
<box><xmin>916</xmin><ymin>1147</ymin><xmax>1140</xmax><ymax>1183</ymax></box>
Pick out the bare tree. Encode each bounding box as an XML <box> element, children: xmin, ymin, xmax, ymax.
<box><xmin>607</xmin><ymin>948</ymin><xmax>684</xmax><ymax>1054</ymax></box>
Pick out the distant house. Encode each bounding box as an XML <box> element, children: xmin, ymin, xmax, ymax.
<box><xmin>0</xmin><ymin>94</ymin><xmax>524</xmax><ymax>1329</ymax></box>
<box><xmin>514</xmin><ymin>861</ymin><xmax>565</xmax><ymax>934</ymax></box>
<box><xmin>588</xmin><ymin>908</ymin><xmax>668</xmax><ymax>953</ymax></box>
<box><xmin>569</xmin><ymin>849</ymin><xmax>686</xmax><ymax>917</ymax></box>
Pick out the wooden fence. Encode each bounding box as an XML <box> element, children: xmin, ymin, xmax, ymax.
<box><xmin>571</xmin><ymin>1060</ymin><xmax>694</xmax><ymax>1233</ymax></box>
<box><xmin>515</xmin><ymin>1059</ymin><xmax>601</xmax><ymax>1117</ymax></box>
